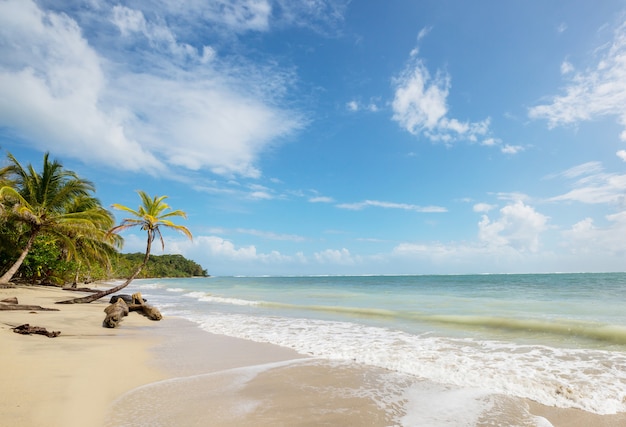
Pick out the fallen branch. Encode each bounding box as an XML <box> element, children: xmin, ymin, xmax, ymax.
<box><xmin>1</xmin><ymin>297</ymin><xmax>18</xmax><ymax>304</ymax></box>
<box><xmin>12</xmin><ymin>324</ymin><xmax>61</xmax><ymax>338</ymax></box>
<box><xmin>0</xmin><ymin>303</ymin><xmax>59</xmax><ymax>311</ymax></box>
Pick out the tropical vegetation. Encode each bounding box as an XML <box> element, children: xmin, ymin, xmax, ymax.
<box><xmin>58</xmin><ymin>190</ymin><xmax>193</xmax><ymax>303</ymax></box>
<box><xmin>0</xmin><ymin>152</ymin><xmax>204</xmax><ymax>291</ymax></box>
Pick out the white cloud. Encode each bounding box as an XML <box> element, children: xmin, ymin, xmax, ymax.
<box><xmin>501</xmin><ymin>144</ymin><xmax>524</xmax><ymax>154</ymax></box>
<box><xmin>217</xmin><ymin>0</ymin><xmax>272</xmax><ymax>32</ymax></box>
<box><xmin>617</xmin><ymin>150</ymin><xmax>626</xmax><ymax>161</ymax></box>
<box><xmin>473</xmin><ymin>203</ymin><xmax>496</xmax><ymax>213</ymax></box>
<box><xmin>346</xmin><ymin>99</ymin><xmax>380</xmax><ymax>113</ymax></box>
<box><xmin>555</xmin><ymin>161</ymin><xmax>604</xmax><ymax>179</ymax></box>
<box><xmin>417</xmin><ymin>26</ymin><xmax>433</xmax><ymax>41</ymax></box>
<box><xmin>336</xmin><ymin>199</ymin><xmax>447</xmax><ymax>213</ymax></box>
<box><xmin>273</xmin><ymin>0</ymin><xmax>350</xmax><ymax>35</ymax></box>
<box><xmin>560</xmin><ymin>60</ymin><xmax>574</xmax><ymax>75</ymax></box>
<box><xmin>0</xmin><ymin>0</ymin><xmax>163</xmax><ymax>173</ymax></box>
<box><xmin>478</xmin><ymin>201</ymin><xmax>549</xmax><ymax>252</ymax></box>
<box><xmin>392</xmin><ymin>52</ymin><xmax>491</xmax><ymax>143</ymax></box>
<box><xmin>0</xmin><ymin>0</ymin><xmax>304</xmax><ymax>178</ymax></box>
<box><xmin>314</xmin><ymin>248</ymin><xmax>357</xmax><ymax>265</ymax></box>
<box><xmin>153</xmin><ymin>0</ymin><xmax>273</xmax><ymax>34</ymax></box>
<box><xmin>481</xmin><ymin>138</ymin><xmax>499</xmax><ymax>147</ymax></box>
<box><xmin>529</xmin><ymin>21</ymin><xmax>626</xmax><ymax>141</ymax></box>
<box><xmin>561</xmin><ymin>211</ymin><xmax>626</xmax><ymax>256</ymax></box>
<box><xmin>309</xmin><ymin>196</ymin><xmax>334</xmax><ymax>203</ymax></box>
<box><xmin>548</xmin><ymin>161</ymin><xmax>626</xmax><ymax>204</ymax></box>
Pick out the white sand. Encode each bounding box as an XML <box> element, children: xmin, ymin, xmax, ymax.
<box><xmin>0</xmin><ymin>285</ymin><xmax>165</xmax><ymax>427</ymax></box>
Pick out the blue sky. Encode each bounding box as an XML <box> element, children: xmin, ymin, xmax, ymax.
<box><xmin>2</xmin><ymin>1</ymin><xmax>626</xmax><ymax>276</ymax></box>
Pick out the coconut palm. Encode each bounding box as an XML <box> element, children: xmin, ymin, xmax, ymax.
<box><xmin>0</xmin><ymin>153</ymin><xmax>110</xmax><ymax>286</ymax></box>
<box><xmin>58</xmin><ymin>191</ymin><xmax>192</xmax><ymax>303</ymax></box>
<box><xmin>63</xmin><ymin>196</ymin><xmax>123</xmax><ymax>287</ymax></box>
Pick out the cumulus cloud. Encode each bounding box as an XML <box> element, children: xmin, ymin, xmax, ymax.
<box><xmin>529</xmin><ymin>21</ymin><xmax>626</xmax><ymax>141</ymax></box>
<box><xmin>0</xmin><ymin>0</ymin><xmax>304</xmax><ymax>177</ymax></box>
<box><xmin>478</xmin><ymin>201</ymin><xmax>549</xmax><ymax>252</ymax></box>
<box><xmin>0</xmin><ymin>0</ymin><xmax>163</xmax><ymax>172</ymax></box>
<box><xmin>391</xmin><ymin>52</ymin><xmax>491</xmax><ymax>143</ymax></box>
<box><xmin>561</xmin><ymin>211</ymin><xmax>626</xmax><ymax>256</ymax></box>
<box><xmin>336</xmin><ymin>199</ymin><xmax>447</xmax><ymax>213</ymax></box>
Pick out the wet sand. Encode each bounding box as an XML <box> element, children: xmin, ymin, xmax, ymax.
<box><xmin>110</xmin><ymin>316</ymin><xmax>626</xmax><ymax>427</ymax></box>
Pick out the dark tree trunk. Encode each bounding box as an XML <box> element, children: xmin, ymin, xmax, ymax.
<box><xmin>0</xmin><ymin>229</ymin><xmax>38</xmax><ymax>286</ymax></box>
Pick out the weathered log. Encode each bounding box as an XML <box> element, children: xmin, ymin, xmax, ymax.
<box><xmin>0</xmin><ymin>304</ymin><xmax>59</xmax><ymax>311</ymax></box>
<box><xmin>1</xmin><ymin>297</ymin><xmax>18</xmax><ymax>304</ymax></box>
<box><xmin>102</xmin><ymin>298</ymin><xmax>129</xmax><ymax>328</ymax></box>
<box><xmin>129</xmin><ymin>304</ymin><xmax>163</xmax><ymax>321</ymax></box>
<box><xmin>129</xmin><ymin>292</ymin><xmax>162</xmax><ymax>321</ymax></box>
<box><xmin>13</xmin><ymin>324</ymin><xmax>61</xmax><ymax>338</ymax></box>
<box><xmin>108</xmin><ymin>294</ymin><xmax>147</xmax><ymax>304</ymax></box>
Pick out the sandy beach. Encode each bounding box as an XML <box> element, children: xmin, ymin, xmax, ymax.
<box><xmin>2</xmin><ymin>284</ymin><xmax>625</xmax><ymax>427</ymax></box>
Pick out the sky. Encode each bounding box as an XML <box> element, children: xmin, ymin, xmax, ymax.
<box><xmin>2</xmin><ymin>1</ymin><xmax>626</xmax><ymax>276</ymax></box>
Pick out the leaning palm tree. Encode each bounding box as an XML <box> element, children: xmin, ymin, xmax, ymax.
<box><xmin>0</xmin><ymin>153</ymin><xmax>108</xmax><ymax>286</ymax></box>
<box><xmin>58</xmin><ymin>191</ymin><xmax>192</xmax><ymax>304</ymax></box>
<box><xmin>62</xmin><ymin>196</ymin><xmax>123</xmax><ymax>287</ymax></box>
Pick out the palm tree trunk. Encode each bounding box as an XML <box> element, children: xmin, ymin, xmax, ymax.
<box><xmin>71</xmin><ymin>261</ymin><xmax>82</xmax><ymax>288</ymax></box>
<box><xmin>0</xmin><ymin>230</ymin><xmax>38</xmax><ymax>286</ymax></box>
<box><xmin>57</xmin><ymin>233</ymin><xmax>153</xmax><ymax>304</ymax></box>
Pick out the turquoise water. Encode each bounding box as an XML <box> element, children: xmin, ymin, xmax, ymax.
<box><xmin>125</xmin><ymin>273</ymin><xmax>626</xmax><ymax>416</ymax></box>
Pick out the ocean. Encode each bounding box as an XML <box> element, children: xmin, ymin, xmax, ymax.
<box><xmin>121</xmin><ymin>273</ymin><xmax>626</xmax><ymax>425</ymax></box>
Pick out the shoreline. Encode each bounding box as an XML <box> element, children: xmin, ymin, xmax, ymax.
<box><xmin>2</xmin><ymin>285</ymin><xmax>625</xmax><ymax>426</ymax></box>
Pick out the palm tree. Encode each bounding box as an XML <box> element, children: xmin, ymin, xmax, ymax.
<box><xmin>0</xmin><ymin>153</ymin><xmax>109</xmax><ymax>286</ymax></box>
<box><xmin>58</xmin><ymin>191</ymin><xmax>192</xmax><ymax>304</ymax></box>
<box><xmin>62</xmin><ymin>196</ymin><xmax>123</xmax><ymax>287</ymax></box>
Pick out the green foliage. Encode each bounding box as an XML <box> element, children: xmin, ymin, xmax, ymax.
<box><xmin>0</xmin><ymin>152</ymin><xmax>207</xmax><ymax>285</ymax></box>
<box><xmin>111</xmin><ymin>253</ymin><xmax>208</xmax><ymax>278</ymax></box>
<box><xmin>19</xmin><ymin>235</ymin><xmax>76</xmax><ymax>285</ymax></box>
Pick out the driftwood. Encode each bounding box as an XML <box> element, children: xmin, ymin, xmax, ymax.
<box><xmin>108</xmin><ymin>294</ymin><xmax>147</xmax><ymax>304</ymax></box>
<box><xmin>103</xmin><ymin>298</ymin><xmax>129</xmax><ymax>328</ymax></box>
<box><xmin>12</xmin><ymin>324</ymin><xmax>61</xmax><ymax>338</ymax></box>
<box><xmin>129</xmin><ymin>292</ymin><xmax>162</xmax><ymax>321</ymax></box>
<box><xmin>0</xmin><ymin>303</ymin><xmax>59</xmax><ymax>311</ymax></box>
<box><xmin>102</xmin><ymin>293</ymin><xmax>162</xmax><ymax>328</ymax></box>
<box><xmin>1</xmin><ymin>297</ymin><xmax>18</xmax><ymax>304</ymax></box>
